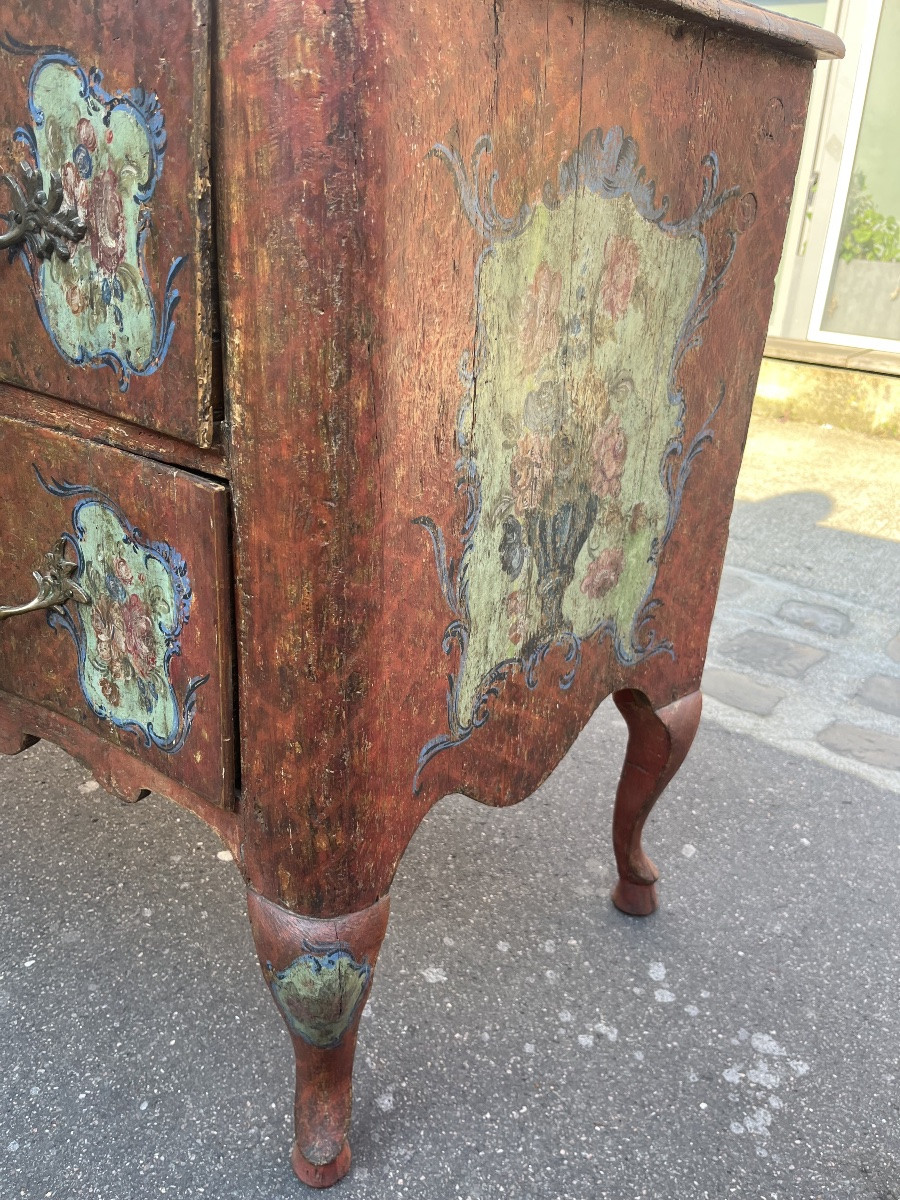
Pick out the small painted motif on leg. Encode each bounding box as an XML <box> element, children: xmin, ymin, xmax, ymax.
<box><xmin>247</xmin><ymin>891</ymin><xmax>391</xmax><ymax>1188</ymax></box>
<box><xmin>263</xmin><ymin>944</ymin><xmax>372</xmax><ymax>1050</ymax></box>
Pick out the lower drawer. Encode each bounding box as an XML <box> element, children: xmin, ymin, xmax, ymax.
<box><xmin>0</xmin><ymin>416</ymin><xmax>234</xmax><ymax>808</ymax></box>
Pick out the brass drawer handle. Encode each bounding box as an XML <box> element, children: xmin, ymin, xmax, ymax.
<box><xmin>0</xmin><ymin>537</ymin><xmax>91</xmax><ymax>622</ymax></box>
<box><xmin>0</xmin><ymin>163</ymin><xmax>87</xmax><ymax>262</ymax></box>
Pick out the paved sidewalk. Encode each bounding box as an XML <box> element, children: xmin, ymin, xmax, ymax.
<box><xmin>704</xmin><ymin>416</ymin><xmax>900</xmax><ymax>794</ymax></box>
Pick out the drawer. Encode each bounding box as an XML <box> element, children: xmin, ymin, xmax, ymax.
<box><xmin>0</xmin><ymin>414</ymin><xmax>234</xmax><ymax>808</ymax></box>
<box><xmin>0</xmin><ymin>2</ymin><xmax>214</xmax><ymax>446</ymax></box>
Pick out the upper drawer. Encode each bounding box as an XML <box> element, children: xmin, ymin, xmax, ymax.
<box><xmin>0</xmin><ymin>2</ymin><xmax>214</xmax><ymax>445</ymax></box>
<box><xmin>0</xmin><ymin>413</ymin><xmax>234</xmax><ymax>808</ymax></box>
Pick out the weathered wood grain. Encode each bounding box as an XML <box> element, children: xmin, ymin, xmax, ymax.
<box><xmin>0</xmin><ymin>383</ymin><xmax>227</xmax><ymax>477</ymax></box>
<box><xmin>215</xmin><ymin>0</ymin><xmax>825</xmax><ymax>919</ymax></box>
<box><xmin>630</xmin><ymin>0</ymin><xmax>843</xmax><ymax>61</ymax></box>
<box><xmin>0</xmin><ymin>689</ymin><xmax>239</xmax><ymax>849</ymax></box>
<box><xmin>0</xmin><ymin>0</ymin><xmax>215</xmax><ymax>444</ymax></box>
<box><xmin>0</xmin><ymin>415</ymin><xmax>234</xmax><ymax>807</ymax></box>
<box><xmin>0</xmin><ymin>0</ymin><xmax>842</xmax><ymax>1187</ymax></box>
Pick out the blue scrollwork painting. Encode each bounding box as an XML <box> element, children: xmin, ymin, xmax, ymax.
<box><xmin>263</xmin><ymin>942</ymin><xmax>372</xmax><ymax>1050</ymax></box>
<box><xmin>36</xmin><ymin>469</ymin><xmax>207</xmax><ymax>754</ymax></box>
<box><xmin>413</xmin><ymin>125</ymin><xmax>744</xmax><ymax>791</ymax></box>
<box><xmin>1</xmin><ymin>34</ymin><xmax>184</xmax><ymax>390</ymax></box>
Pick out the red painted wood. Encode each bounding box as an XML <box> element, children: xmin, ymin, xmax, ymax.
<box><xmin>0</xmin><ymin>690</ymin><xmax>240</xmax><ymax>850</ymax></box>
<box><xmin>0</xmin><ymin>383</ymin><xmax>228</xmax><ymax>478</ymax></box>
<box><xmin>0</xmin><ymin>414</ymin><xmax>234</xmax><ymax>807</ymax></box>
<box><xmin>0</xmin><ymin>0</ymin><xmax>215</xmax><ymax>444</ymax></box>
<box><xmin>611</xmin><ymin>688</ymin><xmax>703</xmax><ymax>916</ymax></box>
<box><xmin>215</xmin><ymin>0</ymin><xmax>826</xmax><ymax>917</ymax></box>
<box><xmin>246</xmin><ymin>890</ymin><xmax>391</xmax><ymax>1187</ymax></box>
<box><xmin>0</xmin><ymin>0</ymin><xmax>843</xmax><ymax>1186</ymax></box>
<box><xmin>634</xmin><ymin>1</ymin><xmax>843</xmax><ymax>61</ymax></box>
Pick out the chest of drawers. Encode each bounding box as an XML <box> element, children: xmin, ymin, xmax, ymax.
<box><xmin>0</xmin><ymin>0</ymin><xmax>841</xmax><ymax>1187</ymax></box>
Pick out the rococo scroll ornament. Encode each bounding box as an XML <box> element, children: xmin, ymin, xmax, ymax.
<box><xmin>0</xmin><ymin>160</ymin><xmax>87</xmax><ymax>260</ymax></box>
<box><xmin>0</xmin><ymin>35</ymin><xmax>184</xmax><ymax>389</ymax></box>
<box><xmin>263</xmin><ymin>943</ymin><xmax>373</xmax><ymax>1050</ymax></box>
<box><xmin>35</xmin><ymin>469</ymin><xmax>207</xmax><ymax>754</ymax></box>
<box><xmin>0</xmin><ymin>534</ymin><xmax>89</xmax><ymax>621</ymax></box>
<box><xmin>413</xmin><ymin>125</ymin><xmax>744</xmax><ymax>790</ymax></box>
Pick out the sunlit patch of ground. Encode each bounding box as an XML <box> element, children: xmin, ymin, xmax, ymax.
<box><xmin>735</xmin><ymin>414</ymin><xmax>900</xmax><ymax>542</ymax></box>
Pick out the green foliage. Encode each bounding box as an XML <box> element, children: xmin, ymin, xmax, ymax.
<box><xmin>840</xmin><ymin>172</ymin><xmax>900</xmax><ymax>264</ymax></box>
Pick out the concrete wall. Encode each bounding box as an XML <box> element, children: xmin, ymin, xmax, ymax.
<box><xmin>754</xmin><ymin>356</ymin><xmax>900</xmax><ymax>439</ymax></box>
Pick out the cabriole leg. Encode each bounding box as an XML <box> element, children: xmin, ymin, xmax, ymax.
<box><xmin>247</xmin><ymin>890</ymin><xmax>391</xmax><ymax>1188</ymax></box>
<box><xmin>611</xmin><ymin>688</ymin><xmax>702</xmax><ymax>917</ymax></box>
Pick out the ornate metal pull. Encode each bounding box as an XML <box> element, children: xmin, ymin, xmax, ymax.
<box><xmin>0</xmin><ymin>163</ymin><xmax>87</xmax><ymax>262</ymax></box>
<box><xmin>0</xmin><ymin>537</ymin><xmax>90</xmax><ymax>622</ymax></box>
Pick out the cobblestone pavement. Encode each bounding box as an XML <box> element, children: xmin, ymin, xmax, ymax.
<box><xmin>704</xmin><ymin>417</ymin><xmax>900</xmax><ymax>794</ymax></box>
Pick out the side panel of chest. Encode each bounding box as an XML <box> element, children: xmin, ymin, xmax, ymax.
<box><xmin>371</xmin><ymin>0</ymin><xmax>814</xmax><ymax>806</ymax></box>
<box><xmin>0</xmin><ymin>1</ymin><xmax>213</xmax><ymax>446</ymax></box>
<box><xmin>213</xmin><ymin>0</ymin><xmax>818</xmax><ymax>913</ymax></box>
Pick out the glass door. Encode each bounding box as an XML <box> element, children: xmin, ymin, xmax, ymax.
<box><xmin>808</xmin><ymin>0</ymin><xmax>900</xmax><ymax>349</ymax></box>
<box><xmin>756</xmin><ymin>0</ymin><xmax>900</xmax><ymax>357</ymax></box>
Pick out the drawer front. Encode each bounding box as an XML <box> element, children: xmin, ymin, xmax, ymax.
<box><xmin>0</xmin><ymin>415</ymin><xmax>233</xmax><ymax>807</ymax></box>
<box><xmin>0</xmin><ymin>2</ymin><xmax>213</xmax><ymax>446</ymax></box>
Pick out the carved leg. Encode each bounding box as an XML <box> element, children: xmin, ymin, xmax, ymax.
<box><xmin>611</xmin><ymin>688</ymin><xmax>702</xmax><ymax>917</ymax></box>
<box><xmin>247</xmin><ymin>890</ymin><xmax>390</xmax><ymax>1188</ymax></box>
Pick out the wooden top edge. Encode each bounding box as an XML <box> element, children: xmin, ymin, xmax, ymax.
<box><xmin>621</xmin><ymin>0</ymin><xmax>846</xmax><ymax>61</ymax></box>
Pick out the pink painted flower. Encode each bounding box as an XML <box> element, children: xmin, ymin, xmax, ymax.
<box><xmin>65</xmin><ymin>284</ymin><xmax>87</xmax><ymax>315</ymax></box>
<box><xmin>113</xmin><ymin>555</ymin><xmax>133</xmax><ymax>586</ymax></box>
<box><xmin>88</xmin><ymin>167</ymin><xmax>126</xmax><ymax>274</ymax></box>
<box><xmin>590</xmin><ymin>414</ymin><xmax>628</xmax><ymax>500</ymax></box>
<box><xmin>91</xmin><ymin>593</ymin><xmax>127</xmax><ymax>675</ymax></box>
<box><xmin>628</xmin><ymin>501</ymin><xmax>648</xmax><ymax>534</ymax></box>
<box><xmin>60</xmin><ymin>162</ymin><xmax>88</xmax><ymax>216</ymax></box>
<box><xmin>76</xmin><ymin>117</ymin><xmax>97</xmax><ymax>153</ymax></box>
<box><xmin>520</xmin><ymin>262</ymin><xmax>563</xmax><ymax>374</ymax></box>
<box><xmin>599</xmin><ymin>235</ymin><xmax>640</xmax><ymax>321</ymax></box>
<box><xmin>121</xmin><ymin>593</ymin><xmax>157</xmax><ymax>678</ymax></box>
<box><xmin>60</xmin><ymin>161</ymin><xmax>79</xmax><ymax>207</ymax></box>
<box><xmin>510</xmin><ymin>430</ymin><xmax>551</xmax><ymax>516</ymax></box>
<box><xmin>580</xmin><ymin>547</ymin><xmax>625</xmax><ymax>600</ymax></box>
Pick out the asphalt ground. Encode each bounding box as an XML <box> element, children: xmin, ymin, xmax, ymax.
<box><xmin>1</xmin><ymin>415</ymin><xmax>898</xmax><ymax>1200</ymax></box>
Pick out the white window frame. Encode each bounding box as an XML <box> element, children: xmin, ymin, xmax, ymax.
<box><xmin>805</xmin><ymin>0</ymin><xmax>898</xmax><ymax>351</ymax></box>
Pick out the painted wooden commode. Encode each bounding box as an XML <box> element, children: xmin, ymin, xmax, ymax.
<box><xmin>0</xmin><ymin>0</ymin><xmax>842</xmax><ymax>1188</ymax></box>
